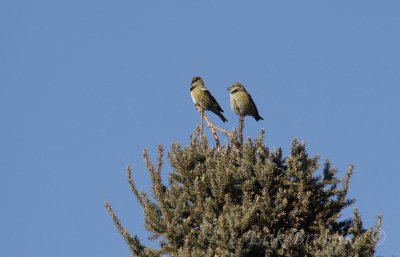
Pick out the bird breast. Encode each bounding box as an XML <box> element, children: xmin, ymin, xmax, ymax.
<box><xmin>191</xmin><ymin>87</ymin><xmax>209</xmax><ymax>108</ymax></box>
<box><xmin>190</xmin><ymin>90</ymin><xmax>198</xmax><ymax>105</ymax></box>
<box><xmin>230</xmin><ymin>94</ymin><xmax>241</xmax><ymax>115</ymax></box>
<box><xmin>231</xmin><ymin>91</ymin><xmax>252</xmax><ymax>116</ymax></box>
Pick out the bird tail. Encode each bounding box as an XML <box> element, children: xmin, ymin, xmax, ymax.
<box><xmin>216</xmin><ymin>112</ymin><xmax>228</xmax><ymax>122</ymax></box>
<box><xmin>254</xmin><ymin>114</ymin><xmax>264</xmax><ymax>121</ymax></box>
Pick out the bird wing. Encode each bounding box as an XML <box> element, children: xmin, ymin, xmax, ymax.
<box><xmin>248</xmin><ymin>93</ymin><xmax>260</xmax><ymax>113</ymax></box>
<box><xmin>202</xmin><ymin>87</ymin><xmax>224</xmax><ymax>112</ymax></box>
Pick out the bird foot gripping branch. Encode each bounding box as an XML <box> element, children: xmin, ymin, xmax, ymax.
<box><xmin>190</xmin><ymin>76</ymin><xmax>264</xmax><ymax>148</ymax></box>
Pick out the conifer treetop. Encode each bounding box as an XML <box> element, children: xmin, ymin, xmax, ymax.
<box><xmin>106</xmin><ymin>113</ymin><xmax>381</xmax><ymax>257</ymax></box>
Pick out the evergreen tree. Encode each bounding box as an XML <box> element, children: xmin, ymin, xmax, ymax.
<box><xmin>105</xmin><ymin>118</ymin><xmax>381</xmax><ymax>257</ymax></box>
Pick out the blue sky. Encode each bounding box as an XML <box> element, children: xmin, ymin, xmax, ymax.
<box><xmin>1</xmin><ymin>1</ymin><xmax>399</xmax><ymax>256</ymax></box>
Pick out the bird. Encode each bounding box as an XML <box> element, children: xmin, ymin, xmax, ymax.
<box><xmin>190</xmin><ymin>76</ymin><xmax>228</xmax><ymax>122</ymax></box>
<box><xmin>228</xmin><ymin>82</ymin><xmax>263</xmax><ymax>121</ymax></box>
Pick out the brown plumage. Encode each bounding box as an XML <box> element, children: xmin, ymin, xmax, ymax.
<box><xmin>228</xmin><ymin>82</ymin><xmax>263</xmax><ymax>121</ymax></box>
<box><xmin>190</xmin><ymin>77</ymin><xmax>228</xmax><ymax>122</ymax></box>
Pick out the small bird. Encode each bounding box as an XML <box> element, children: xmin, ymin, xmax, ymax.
<box><xmin>190</xmin><ymin>76</ymin><xmax>228</xmax><ymax>122</ymax></box>
<box><xmin>228</xmin><ymin>82</ymin><xmax>263</xmax><ymax>121</ymax></box>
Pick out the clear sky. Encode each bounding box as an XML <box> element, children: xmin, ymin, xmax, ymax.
<box><xmin>1</xmin><ymin>1</ymin><xmax>399</xmax><ymax>256</ymax></box>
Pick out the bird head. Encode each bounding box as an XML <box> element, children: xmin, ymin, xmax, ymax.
<box><xmin>228</xmin><ymin>82</ymin><xmax>245</xmax><ymax>94</ymax></box>
<box><xmin>191</xmin><ymin>76</ymin><xmax>203</xmax><ymax>85</ymax></box>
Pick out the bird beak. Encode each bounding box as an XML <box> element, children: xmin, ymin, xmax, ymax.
<box><xmin>227</xmin><ymin>86</ymin><xmax>231</xmax><ymax>91</ymax></box>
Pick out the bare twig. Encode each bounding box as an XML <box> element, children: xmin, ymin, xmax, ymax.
<box><xmin>200</xmin><ymin>108</ymin><xmax>204</xmax><ymax>134</ymax></box>
<box><xmin>194</xmin><ymin>104</ymin><xmax>205</xmax><ymax>134</ymax></box>
<box><xmin>190</xmin><ymin>126</ymin><xmax>201</xmax><ymax>146</ymax></box>
<box><xmin>202</xmin><ymin>113</ymin><xmax>232</xmax><ymax>137</ymax></box>
<box><xmin>203</xmin><ymin>114</ymin><xmax>220</xmax><ymax>147</ymax></box>
<box><xmin>194</xmin><ymin>105</ymin><xmax>232</xmax><ymax>148</ymax></box>
<box><xmin>238</xmin><ymin>115</ymin><xmax>244</xmax><ymax>144</ymax></box>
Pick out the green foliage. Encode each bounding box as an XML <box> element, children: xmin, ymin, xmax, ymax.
<box><xmin>105</xmin><ymin>127</ymin><xmax>381</xmax><ymax>257</ymax></box>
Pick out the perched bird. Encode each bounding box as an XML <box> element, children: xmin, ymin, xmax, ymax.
<box><xmin>228</xmin><ymin>82</ymin><xmax>263</xmax><ymax>121</ymax></box>
<box><xmin>190</xmin><ymin>76</ymin><xmax>228</xmax><ymax>122</ymax></box>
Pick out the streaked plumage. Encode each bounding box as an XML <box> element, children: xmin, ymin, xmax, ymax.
<box><xmin>190</xmin><ymin>77</ymin><xmax>228</xmax><ymax>122</ymax></box>
<box><xmin>228</xmin><ymin>82</ymin><xmax>263</xmax><ymax>121</ymax></box>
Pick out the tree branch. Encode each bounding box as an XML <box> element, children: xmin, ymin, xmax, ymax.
<box><xmin>238</xmin><ymin>115</ymin><xmax>244</xmax><ymax>144</ymax></box>
<box><xmin>127</xmin><ymin>165</ymin><xmax>144</xmax><ymax>207</ymax></box>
